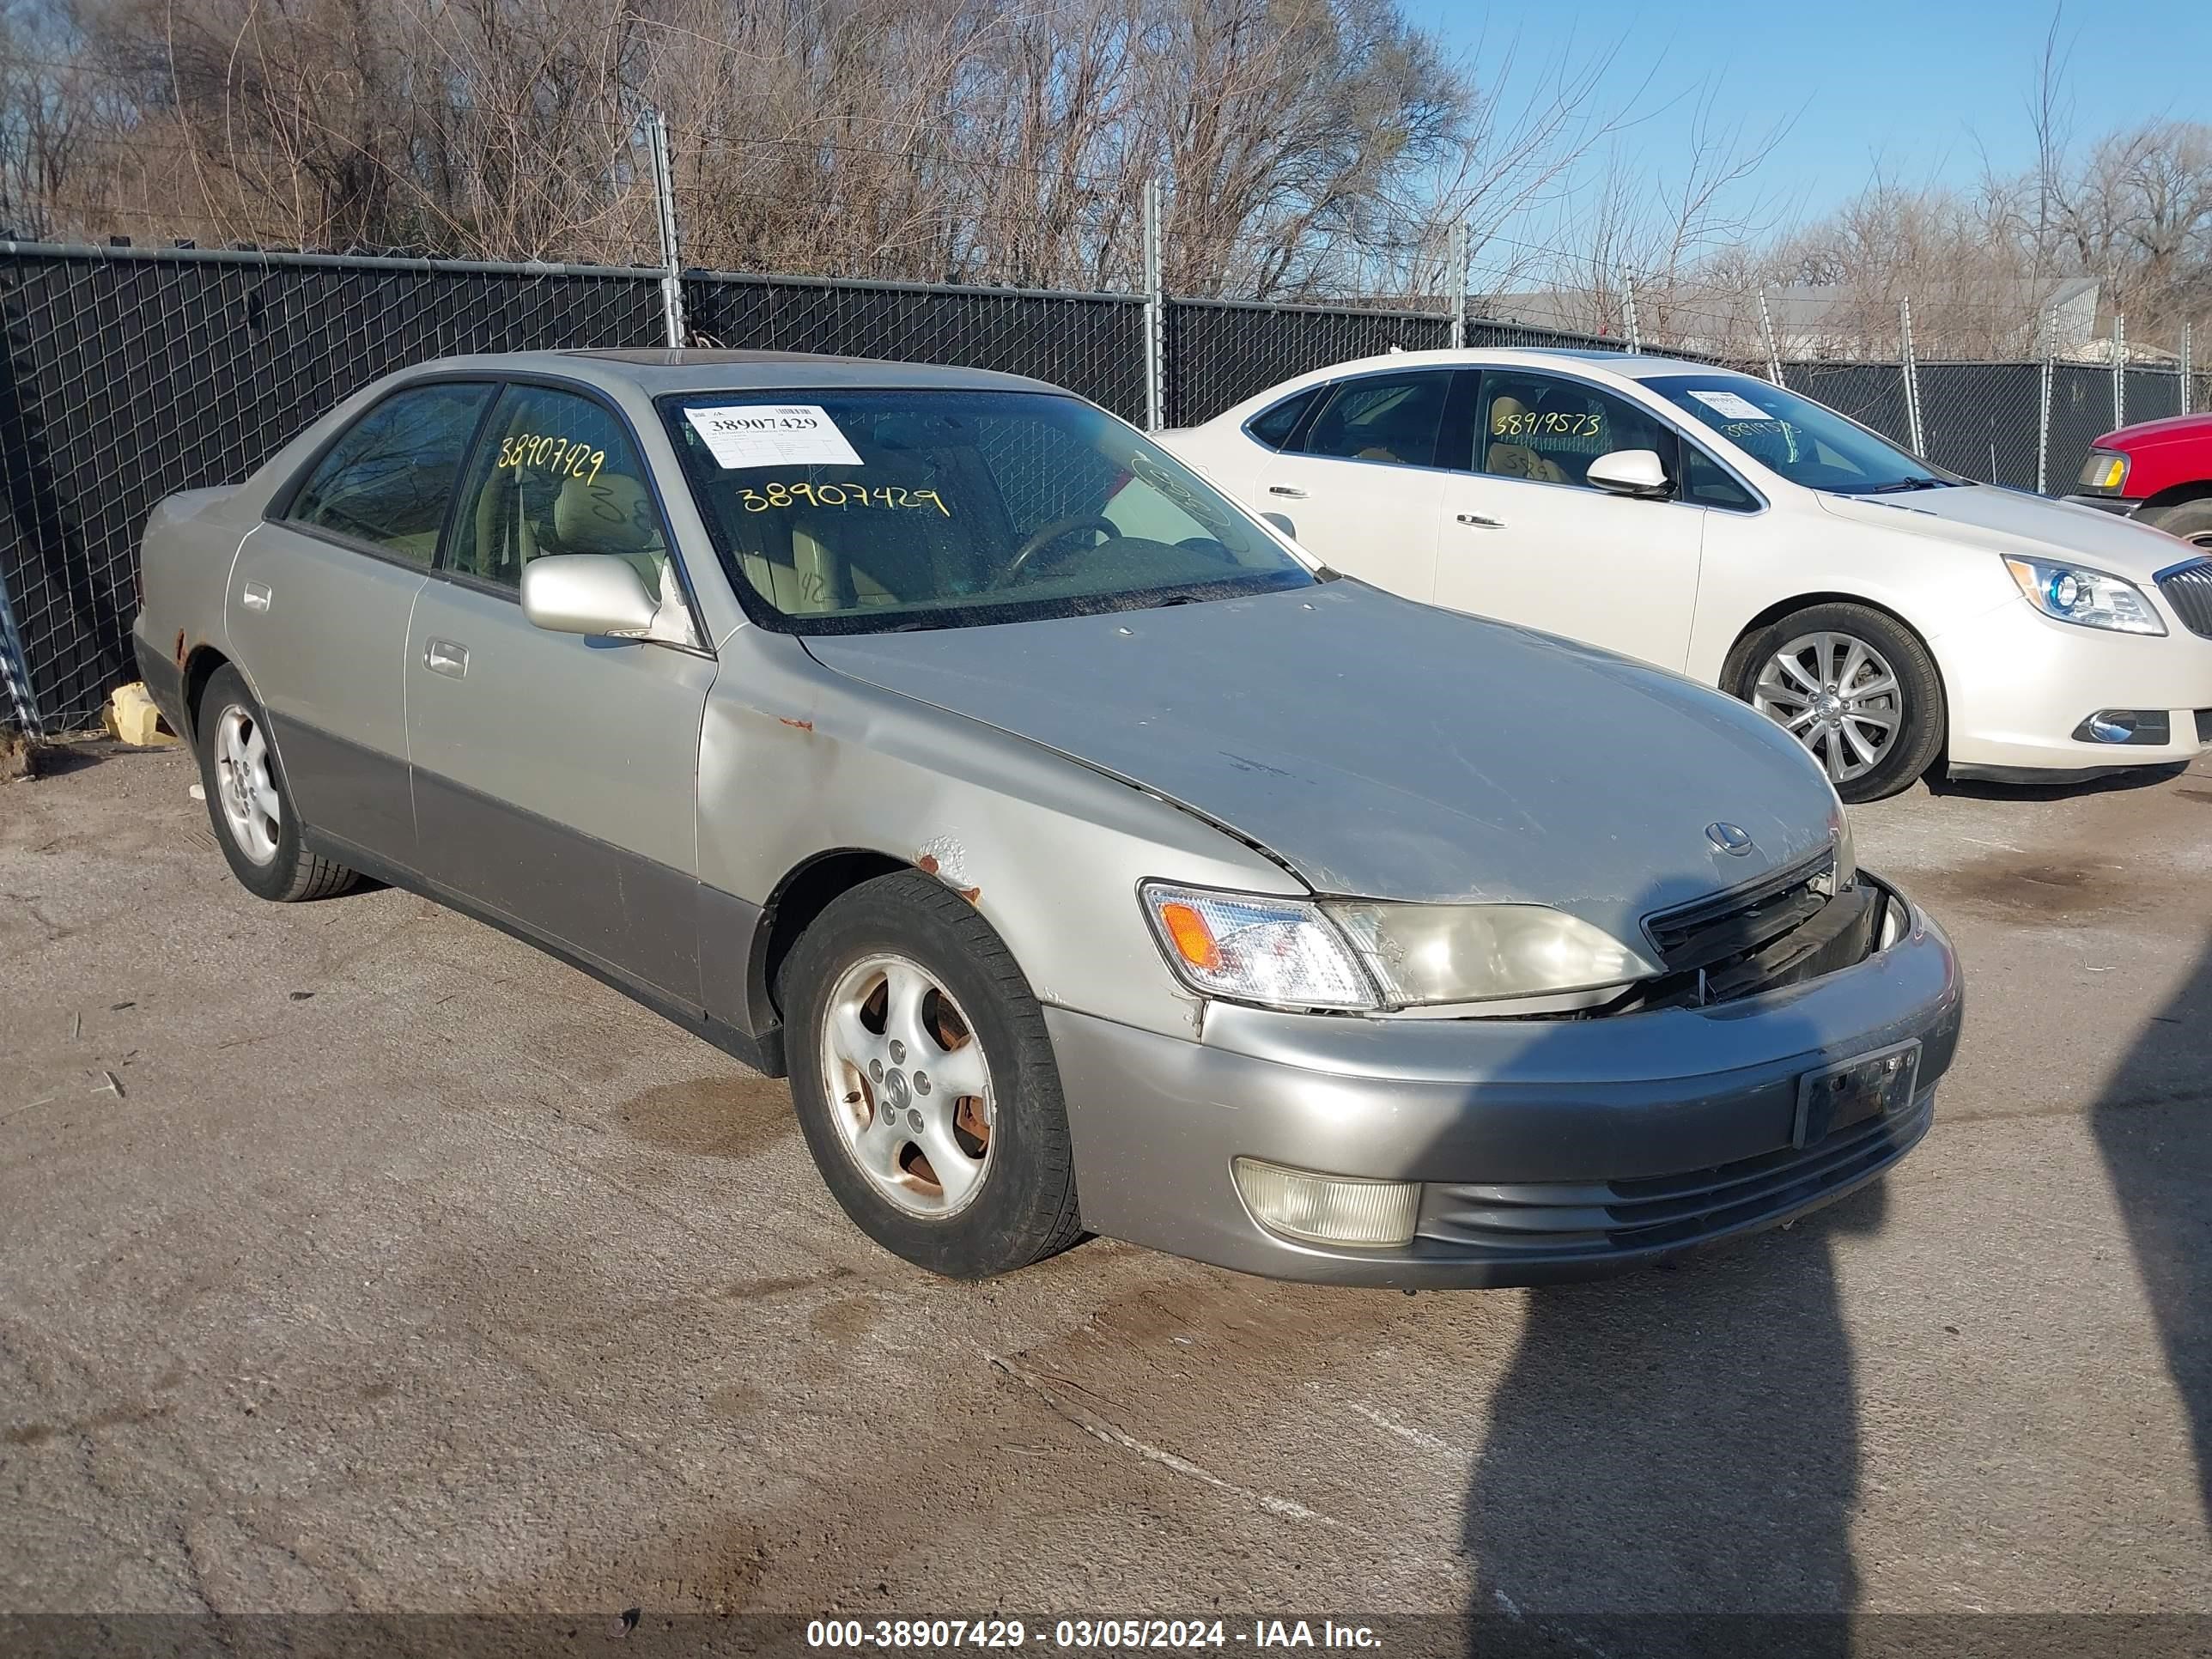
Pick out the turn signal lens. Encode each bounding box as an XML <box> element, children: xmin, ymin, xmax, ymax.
<box><xmin>1139</xmin><ymin>884</ymin><xmax>1374</xmax><ymax>1010</ymax></box>
<box><xmin>2076</xmin><ymin>451</ymin><xmax>2130</xmax><ymax>494</ymax></box>
<box><xmin>1233</xmin><ymin>1158</ymin><xmax>1419</xmax><ymax>1248</ymax></box>
<box><xmin>1158</xmin><ymin>902</ymin><xmax>1223</xmax><ymax>972</ymax></box>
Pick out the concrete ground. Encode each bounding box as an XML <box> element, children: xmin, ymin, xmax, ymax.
<box><xmin>3</xmin><ymin>739</ymin><xmax>2209</xmax><ymax>1634</ymax></box>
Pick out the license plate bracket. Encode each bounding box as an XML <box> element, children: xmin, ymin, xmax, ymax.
<box><xmin>1793</xmin><ymin>1040</ymin><xmax>1921</xmax><ymax>1149</ymax></box>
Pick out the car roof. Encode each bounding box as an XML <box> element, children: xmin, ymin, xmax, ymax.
<box><xmin>1264</xmin><ymin>345</ymin><xmax>1732</xmax><ymax>384</ymax></box>
<box><xmin>404</xmin><ymin>348</ymin><xmax>1065</xmax><ymax>398</ymax></box>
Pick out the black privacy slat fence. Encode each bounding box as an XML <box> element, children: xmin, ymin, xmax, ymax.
<box><xmin>0</xmin><ymin>240</ymin><xmax>2203</xmax><ymax>733</ymax></box>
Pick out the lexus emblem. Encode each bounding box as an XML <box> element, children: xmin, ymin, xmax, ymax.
<box><xmin>1706</xmin><ymin>822</ymin><xmax>1755</xmax><ymax>856</ymax></box>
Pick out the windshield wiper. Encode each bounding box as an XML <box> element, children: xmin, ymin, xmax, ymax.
<box><xmin>1863</xmin><ymin>477</ymin><xmax>1951</xmax><ymax>493</ymax></box>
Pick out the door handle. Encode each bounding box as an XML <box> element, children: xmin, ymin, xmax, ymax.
<box><xmin>1455</xmin><ymin>513</ymin><xmax>1506</xmax><ymax>529</ymax></box>
<box><xmin>240</xmin><ymin>580</ymin><xmax>272</xmax><ymax>612</ymax></box>
<box><xmin>1267</xmin><ymin>484</ymin><xmax>1308</xmax><ymax>498</ymax></box>
<box><xmin>424</xmin><ymin>639</ymin><xmax>470</xmax><ymax>679</ymax></box>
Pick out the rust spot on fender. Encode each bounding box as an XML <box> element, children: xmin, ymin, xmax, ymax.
<box><xmin>957</xmin><ymin>886</ymin><xmax>981</xmax><ymax>904</ymax></box>
<box><xmin>776</xmin><ymin>716</ymin><xmax>814</xmax><ymax>732</ymax></box>
<box><xmin>917</xmin><ymin>854</ymin><xmax>940</xmax><ymax>875</ymax></box>
<box><xmin>173</xmin><ymin>629</ymin><xmax>187</xmax><ymax>665</ymax></box>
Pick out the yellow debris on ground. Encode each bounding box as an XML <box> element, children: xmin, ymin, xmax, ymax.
<box><xmin>104</xmin><ymin>682</ymin><xmax>176</xmax><ymax>746</ymax></box>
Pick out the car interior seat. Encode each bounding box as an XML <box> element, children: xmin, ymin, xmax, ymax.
<box><xmin>1484</xmin><ymin>395</ymin><xmax>1568</xmax><ymax>483</ymax></box>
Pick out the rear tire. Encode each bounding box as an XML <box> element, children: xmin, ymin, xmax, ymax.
<box><xmin>781</xmin><ymin>872</ymin><xmax>1082</xmax><ymax>1279</ymax></box>
<box><xmin>1724</xmin><ymin>603</ymin><xmax>1946</xmax><ymax>804</ymax></box>
<box><xmin>2140</xmin><ymin>496</ymin><xmax>2212</xmax><ymax>550</ymax></box>
<box><xmin>193</xmin><ymin>665</ymin><xmax>359</xmax><ymax>902</ymax></box>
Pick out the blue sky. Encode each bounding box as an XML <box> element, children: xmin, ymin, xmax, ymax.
<box><xmin>1399</xmin><ymin>0</ymin><xmax>2212</xmax><ymax>247</ymax></box>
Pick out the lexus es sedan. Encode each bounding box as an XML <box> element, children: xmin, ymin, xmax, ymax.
<box><xmin>1160</xmin><ymin>349</ymin><xmax>2212</xmax><ymax>801</ymax></box>
<box><xmin>134</xmin><ymin>349</ymin><xmax>1961</xmax><ymax>1285</ymax></box>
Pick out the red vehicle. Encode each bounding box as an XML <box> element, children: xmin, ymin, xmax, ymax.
<box><xmin>2067</xmin><ymin>410</ymin><xmax>2212</xmax><ymax>549</ymax></box>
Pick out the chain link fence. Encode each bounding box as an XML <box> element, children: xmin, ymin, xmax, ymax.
<box><xmin>1</xmin><ymin>238</ymin><xmax>2208</xmax><ymax>734</ymax></box>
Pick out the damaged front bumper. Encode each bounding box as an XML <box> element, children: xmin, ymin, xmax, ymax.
<box><xmin>1049</xmin><ymin>873</ymin><xmax>1962</xmax><ymax>1288</ymax></box>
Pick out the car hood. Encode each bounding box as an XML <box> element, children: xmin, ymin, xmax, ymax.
<box><xmin>1814</xmin><ymin>483</ymin><xmax>2191</xmax><ymax>580</ymax></box>
<box><xmin>803</xmin><ymin>581</ymin><xmax>1841</xmax><ymax>941</ymax></box>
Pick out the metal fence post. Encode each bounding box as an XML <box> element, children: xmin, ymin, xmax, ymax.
<box><xmin>1758</xmin><ymin>287</ymin><xmax>1784</xmax><ymax>386</ymax></box>
<box><xmin>2035</xmin><ymin>325</ymin><xmax>2054</xmax><ymax>497</ymax></box>
<box><xmin>0</xmin><ymin>569</ymin><xmax>42</xmax><ymax>736</ymax></box>
<box><xmin>647</xmin><ymin>109</ymin><xmax>685</xmax><ymax>349</ymax></box>
<box><xmin>2185</xmin><ymin>322</ymin><xmax>2195</xmax><ymax>414</ymax></box>
<box><xmin>1142</xmin><ymin>178</ymin><xmax>1164</xmax><ymax>431</ymax></box>
<box><xmin>1899</xmin><ymin>296</ymin><xmax>1925</xmax><ymax>455</ymax></box>
<box><xmin>2112</xmin><ymin>312</ymin><xmax>2126</xmax><ymax>429</ymax></box>
<box><xmin>1622</xmin><ymin>273</ymin><xmax>1640</xmax><ymax>353</ymax></box>
<box><xmin>1447</xmin><ymin>222</ymin><xmax>1468</xmax><ymax>351</ymax></box>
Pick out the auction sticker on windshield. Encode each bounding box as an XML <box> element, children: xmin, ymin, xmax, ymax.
<box><xmin>684</xmin><ymin>404</ymin><xmax>865</xmax><ymax>470</ymax></box>
<box><xmin>1688</xmin><ymin>389</ymin><xmax>1776</xmax><ymax>422</ymax></box>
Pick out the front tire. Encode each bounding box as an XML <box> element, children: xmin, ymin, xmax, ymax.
<box><xmin>193</xmin><ymin>665</ymin><xmax>359</xmax><ymax>902</ymax></box>
<box><xmin>781</xmin><ymin>872</ymin><xmax>1082</xmax><ymax>1279</ymax></box>
<box><xmin>1725</xmin><ymin>603</ymin><xmax>1946</xmax><ymax>804</ymax></box>
<box><xmin>2140</xmin><ymin>496</ymin><xmax>2212</xmax><ymax>550</ymax></box>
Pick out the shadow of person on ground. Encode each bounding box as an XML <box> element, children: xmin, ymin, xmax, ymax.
<box><xmin>2091</xmin><ymin>933</ymin><xmax>2212</xmax><ymax>1525</ymax></box>
<box><xmin>1452</xmin><ymin>876</ymin><xmax>1927</xmax><ymax>1659</ymax></box>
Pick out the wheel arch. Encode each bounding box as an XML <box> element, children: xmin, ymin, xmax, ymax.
<box><xmin>747</xmin><ymin>847</ymin><xmax>918</xmax><ymax>1035</ymax></box>
<box><xmin>2137</xmin><ymin>478</ymin><xmax>2212</xmax><ymax>517</ymax></box>
<box><xmin>180</xmin><ymin>644</ymin><xmax>234</xmax><ymax>741</ymax></box>
<box><xmin>1722</xmin><ymin>592</ymin><xmax>1950</xmax><ymax>702</ymax></box>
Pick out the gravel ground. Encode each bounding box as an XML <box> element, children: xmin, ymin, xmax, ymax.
<box><xmin>2</xmin><ymin>739</ymin><xmax>2209</xmax><ymax>1638</ymax></box>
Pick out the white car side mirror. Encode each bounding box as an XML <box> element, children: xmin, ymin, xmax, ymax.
<box><xmin>520</xmin><ymin>554</ymin><xmax>660</xmax><ymax>637</ymax></box>
<box><xmin>1587</xmin><ymin>448</ymin><xmax>1672</xmax><ymax>499</ymax></box>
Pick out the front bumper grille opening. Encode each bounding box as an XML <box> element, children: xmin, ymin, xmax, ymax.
<box><xmin>2158</xmin><ymin>559</ymin><xmax>2212</xmax><ymax>640</ymax></box>
<box><xmin>1613</xmin><ymin>855</ymin><xmax>1884</xmax><ymax>1015</ymax></box>
<box><xmin>1417</xmin><ymin>1091</ymin><xmax>1932</xmax><ymax>1259</ymax></box>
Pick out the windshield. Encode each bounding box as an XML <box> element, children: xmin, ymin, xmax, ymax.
<box><xmin>661</xmin><ymin>389</ymin><xmax>1316</xmax><ymax>633</ymax></box>
<box><xmin>1644</xmin><ymin>374</ymin><xmax>1960</xmax><ymax>494</ymax></box>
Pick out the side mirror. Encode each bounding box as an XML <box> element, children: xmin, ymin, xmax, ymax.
<box><xmin>1261</xmin><ymin>511</ymin><xmax>1298</xmax><ymax>540</ymax></box>
<box><xmin>1586</xmin><ymin>448</ymin><xmax>1672</xmax><ymax>499</ymax></box>
<box><xmin>520</xmin><ymin>555</ymin><xmax>659</xmax><ymax>637</ymax></box>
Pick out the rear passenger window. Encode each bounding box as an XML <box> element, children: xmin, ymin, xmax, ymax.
<box><xmin>1302</xmin><ymin>372</ymin><xmax>1449</xmax><ymax>468</ymax></box>
<box><xmin>285</xmin><ymin>382</ymin><xmax>493</xmax><ymax>562</ymax></box>
<box><xmin>446</xmin><ymin>384</ymin><xmax>670</xmax><ymax>594</ymax></box>
<box><xmin>1246</xmin><ymin>387</ymin><xmax>1318</xmax><ymax>450</ymax></box>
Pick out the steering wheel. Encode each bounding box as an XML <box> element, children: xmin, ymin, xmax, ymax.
<box><xmin>991</xmin><ymin>514</ymin><xmax>1119</xmax><ymax>589</ymax></box>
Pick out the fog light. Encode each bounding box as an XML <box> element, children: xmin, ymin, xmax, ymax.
<box><xmin>2074</xmin><ymin>709</ymin><xmax>2170</xmax><ymax>745</ymax></box>
<box><xmin>1232</xmin><ymin>1158</ymin><xmax>1419</xmax><ymax>1248</ymax></box>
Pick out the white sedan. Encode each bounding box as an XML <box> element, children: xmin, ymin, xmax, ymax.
<box><xmin>1159</xmin><ymin>349</ymin><xmax>2212</xmax><ymax>801</ymax></box>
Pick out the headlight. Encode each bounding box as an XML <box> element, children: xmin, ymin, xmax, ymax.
<box><xmin>2076</xmin><ymin>450</ymin><xmax>2130</xmax><ymax>494</ymax></box>
<box><xmin>1327</xmin><ymin>901</ymin><xmax>1661</xmax><ymax>1006</ymax></box>
<box><xmin>1140</xmin><ymin>884</ymin><xmax>1660</xmax><ymax>1011</ymax></box>
<box><xmin>2002</xmin><ymin>556</ymin><xmax>2166</xmax><ymax>635</ymax></box>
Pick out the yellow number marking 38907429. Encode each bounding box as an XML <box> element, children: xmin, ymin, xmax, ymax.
<box><xmin>495</xmin><ymin>432</ymin><xmax>606</xmax><ymax>484</ymax></box>
<box><xmin>738</xmin><ymin>482</ymin><xmax>950</xmax><ymax>517</ymax></box>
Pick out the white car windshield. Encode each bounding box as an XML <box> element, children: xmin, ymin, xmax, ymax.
<box><xmin>663</xmin><ymin>389</ymin><xmax>1318</xmax><ymax>633</ymax></box>
<box><xmin>1645</xmin><ymin>374</ymin><xmax>1964</xmax><ymax>495</ymax></box>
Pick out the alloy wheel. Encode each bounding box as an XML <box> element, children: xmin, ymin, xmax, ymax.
<box><xmin>819</xmin><ymin>952</ymin><xmax>995</xmax><ymax>1218</ymax></box>
<box><xmin>1752</xmin><ymin>631</ymin><xmax>1903</xmax><ymax>786</ymax></box>
<box><xmin>214</xmin><ymin>703</ymin><xmax>283</xmax><ymax>866</ymax></box>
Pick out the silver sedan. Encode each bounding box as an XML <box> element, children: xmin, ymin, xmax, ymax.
<box><xmin>132</xmin><ymin>350</ymin><xmax>1963</xmax><ymax>1285</ymax></box>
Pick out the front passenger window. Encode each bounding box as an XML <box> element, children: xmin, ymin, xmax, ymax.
<box><xmin>446</xmin><ymin>384</ymin><xmax>696</xmax><ymax>643</ymax></box>
<box><xmin>1475</xmin><ymin>374</ymin><xmax>1672</xmax><ymax>489</ymax></box>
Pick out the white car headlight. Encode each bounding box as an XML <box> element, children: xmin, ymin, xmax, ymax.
<box><xmin>2003</xmin><ymin>556</ymin><xmax>2166</xmax><ymax>635</ymax></box>
<box><xmin>1141</xmin><ymin>884</ymin><xmax>1661</xmax><ymax>1012</ymax></box>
